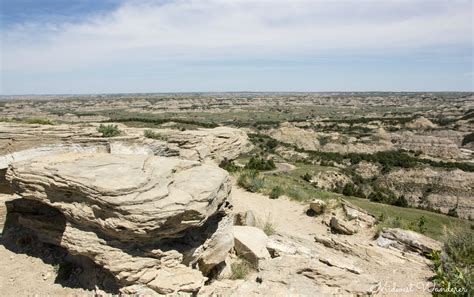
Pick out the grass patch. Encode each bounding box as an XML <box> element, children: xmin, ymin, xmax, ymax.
<box><xmin>346</xmin><ymin>196</ymin><xmax>472</xmax><ymax>240</ymax></box>
<box><xmin>144</xmin><ymin>129</ymin><xmax>167</xmax><ymax>140</ymax></box>
<box><xmin>237</xmin><ymin>171</ymin><xmax>265</xmax><ymax>193</ymax></box>
<box><xmin>230</xmin><ymin>259</ymin><xmax>252</xmax><ymax>280</ymax></box>
<box><xmin>0</xmin><ymin>117</ymin><xmax>55</xmax><ymax>125</ymax></box>
<box><xmin>262</xmin><ymin>220</ymin><xmax>276</xmax><ymax>236</ymax></box>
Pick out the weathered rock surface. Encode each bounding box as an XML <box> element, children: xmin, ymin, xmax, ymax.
<box><xmin>0</xmin><ymin>123</ymin><xmax>251</xmax><ymax>172</ymax></box>
<box><xmin>233</xmin><ymin>226</ymin><xmax>270</xmax><ymax>266</ymax></box>
<box><xmin>377</xmin><ymin>228</ymin><xmax>442</xmax><ymax>256</ymax></box>
<box><xmin>5</xmin><ymin>153</ymin><xmax>234</xmax><ymax>294</ymax></box>
<box><xmin>162</xmin><ymin>126</ymin><xmax>252</xmax><ymax>163</ymax></box>
<box><xmin>342</xmin><ymin>201</ymin><xmax>377</xmax><ymax>227</ymax></box>
<box><xmin>329</xmin><ymin>217</ymin><xmax>357</xmax><ymax>235</ymax></box>
<box><xmin>234</xmin><ymin>210</ymin><xmax>256</xmax><ymax>227</ymax></box>
<box><xmin>379</xmin><ymin>167</ymin><xmax>474</xmax><ymax>219</ymax></box>
<box><xmin>310</xmin><ymin>170</ymin><xmax>351</xmax><ymax>191</ymax></box>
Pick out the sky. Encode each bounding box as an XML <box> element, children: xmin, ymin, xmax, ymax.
<box><xmin>0</xmin><ymin>0</ymin><xmax>473</xmax><ymax>95</ymax></box>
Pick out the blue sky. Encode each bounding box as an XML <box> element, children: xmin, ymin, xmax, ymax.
<box><xmin>1</xmin><ymin>0</ymin><xmax>473</xmax><ymax>94</ymax></box>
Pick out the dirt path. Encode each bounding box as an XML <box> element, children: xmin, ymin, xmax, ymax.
<box><xmin>262</xmin><ymin>162</ymin><xmax>296</xmax><ymax>175</ymax></box>
<box><xmin>231</xmin><ymin>179</ymin><xmax>326</xmax><ymax>239</ymax></box>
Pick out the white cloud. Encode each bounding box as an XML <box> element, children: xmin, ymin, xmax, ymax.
<box><xmin>2</xmin><ymin>0</ymin><xmax>473</xmax><ymax>74</ymax></box>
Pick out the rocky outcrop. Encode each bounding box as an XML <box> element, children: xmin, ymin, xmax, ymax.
<box><xmin>379</xmin><ymin>167</ymin><xmax>474</xmax><ymax>219</ymax></box>
<box><xmin>392</xmin><ymin>130</ymin><xmax>465</xmax><ymax>160</ymax></box>
<box><xmin>310</xmin><ymin>170</ymin><xmax>351</xmax><ymax>192</ymax></box>
<box><xmin>405</xmin><ymin>116</ymin><xmax>437</xmax><ymax>130</ymax></box>
<box><xmin>163</xmin><ymin>127</ymin><xmax>252</xmax><ymax>163</ymax></box>
<box><xmin>5</xmin><ymin>153</ymin><xmax>234</xmax><ymax>294</ymax></box>
<box><xmin>377</xmin><ymin>228</ymin><xmax>442</xmax><ymax>256</ymax></box>
<box><xmin>0</xmin><ymin>123</ymin><xmax>251</xmax><ymax>171</ymax></box>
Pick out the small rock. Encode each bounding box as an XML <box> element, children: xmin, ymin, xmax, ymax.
<box><xmin>329</xmin><ymin>217</ymin><xmax>356</xmax><ymax>235</ymax></box>
<box><xmin>234</xmin><ymin>210</ymin><xmax>256</xmax><ymax>227</ymax></box>
<box><xmin>309</xmin><ymin>199</ymin><xmax>326</xmax><ymax>214</ymax></box>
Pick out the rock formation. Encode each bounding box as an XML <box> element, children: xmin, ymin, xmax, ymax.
<box><xmin>0</xmin><ymin>122</ymin><xmax>251</xmax><ymax>171</ymax></box>
<box><xmin>5</xmin><ymin>153</ymin><xmax>234</xmax><ymax>294</ymax></box>
<box><xmin>379</xmin><ymin>167</ymin><xmax>474</xmax><ymax>219</ymax></box>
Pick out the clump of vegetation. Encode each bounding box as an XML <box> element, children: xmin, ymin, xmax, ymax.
<box><xmin>24</xmin><ymin>118</ymin><xmax>55</xmax><ymax>125</ymax></box>
<box><xmin>219</xmin><ymin>159</ymin><xmax>240</xmax><ymax>173</ymax></box>
<box><xmin>418</xmin><ymin>216</ymin><xmax>427</xmax><ymax>234</ymax></box>
<box><xmin>318</xmin><ymin>135</ymin><xmax>332</xmax><ymax>146</ymax></box>
<box><xmin>301</xmin><ymin>172</ymin><xmax>312</xmax><ymax>182</ymax></box>
<box><xmin>248</xmin><ymin>133</ymin><xmax>279</xmax><ymax>153</ymax></box>
<box><xmin>368</xmin><ymin>185</ymin><xmax>398</xmax><ymax>205</ymax></box>
<box><xmin>237</xmin><ymin>171</ymin><xmax>265</xmax><ymax>193</ymax></box>
<box><xmin>0</xmin><ymin>117</ymin><xmax>55</xmax><ymax>125</ymax></box>
<box><xmin>230</xmin><ymin>259</ymin><xmax>252</xmax><ymax>280</ymax></box>
<box><xmin>286</xmin><ymin>187</ymin><xmax>311</xmax><ymax>202</ymax></box>
<box><xmin>98</xmin><ymin>124</ymin><xmax>121</xmax><ymax>137</ymax></box>
<box><xmin>342</xmin><ymin>183</ymin><xmax>365</xmax><ymax>198</ymax></box>
<box><xmin>262</xmin><ymin>220</ymin><xmax>276</xmax><ymax>236</ymax></box>
<box><xmin>447</xmin><ymin>208</ymin><xmax>459</xmax><ymax>218</ymax></box>
<box><xmin>245</xmin><ymin>157</ymin><xmax>276</xmax><ymax>171</ymax></box>
<box><xmin>144</xmin><ymin>129</ymin><xmax>166</xmax><ymax>140</ymax></box>
<box><xmin>393</xmin><ymin>195</ymin><xmax>409</xmax><ymax>207</ymax></box>
<box><xmin>430</xmin><ymin>227</ymin><xmax>473</xmax><ymax>296</ymax></box>
<box><xmin>269</xmin><ymin>186</ymin><xmax>284</xmax><ymax>199</ymax></box>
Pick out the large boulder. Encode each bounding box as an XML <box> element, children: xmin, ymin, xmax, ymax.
<box><xmin>233</xmin><ymin>226</ymin><xmax>271</xmax><ymax>266</ymax></box>
<box><xmin>5</xmin><ymin>153</ymin><xmax>234</xmax><ymax>294</ymax></box>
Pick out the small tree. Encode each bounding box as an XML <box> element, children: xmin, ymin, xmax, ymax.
<box><xmin>418</xmin><ymin>216</ymin><xmax>427</xmax><ymax>234</ymax></box>
<box><xmin>98</xmin><ymin>124</ymin><xmax>121</xmax><ymax>137</ymax></box>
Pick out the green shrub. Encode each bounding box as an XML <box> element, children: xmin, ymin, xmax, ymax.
<box><xmin>269</xmin><ymin>186</ymin><xmax>283</xmax><ymax>199</ymax></box>
<box><xmin>245</xmin><ymin>157</ymin><xmax>276</xmax><ymax>171</ymax></box>
<box><xmin>263</xmin><ymin>221</ymin><xmax>276</xmax><ymax>236</ymax></box>
<box><xmin>342</xmin><ymin>183</ymin><xmax>365</xmax><ymax>198</ymax></box>
<box><xmin>98</xmin><ymin>124</ymin><xmax>121</xmax><ymax>137</ymax></box>
<box><xmin>394</xmin><ymin>195</ymin><xmax>409</xmax><ymax>207</ymax></box>
<box><xmin>219</xmin><ymin>159</ymin><xmax>240</xmax><ymax>173</ymax></box>
<box><xmin>418</xmin><ymin>216</ymin><xmax>427</xmax><ymax>234</ymax></box>
<box><xmin>301</xmin><ymin>172</ymin><xmax>312</xmax><ymax>182</ymax></box>
<box><xmin>144</xmin><ymin>129</ymin><xmax>166</xmax><ymax>140</ymax></box>
<box><xmin>447</xmin><ymin>208</ymin><xmax>459</xmax><ymax>218</ymax></box>
<box><xmin>430</xmin><ymin>227</ymin><xmax>473</xmax><ymax>296</ymax></box>
<box><xmin>237</xmin><ymin>171</ymin><xmax>265</xmax><ymax>193</ymax></box>
<box><xmin>368</xmin><ymin>186</ymin><xmax>398</xmax><ymax>205</ymax></box>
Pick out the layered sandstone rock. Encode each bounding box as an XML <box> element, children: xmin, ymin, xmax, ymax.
<box><xmin>0</xmin><ymin>123</ymin><xmax>251</xmax><ymax>171</ymax></box>
<box><xmin>5</xmin><ymin>153</ymin><xmax>234</xmax><ymax>294</ymax></box>
<box><xmin>379</xmin><ymin>167</ymin><xmax>474</xmax><ymax>219</ymax></box>
<box><xmin>157</xmin><ymin>126</ymin><xmax>252</xmax><ymax>163</ymax></box>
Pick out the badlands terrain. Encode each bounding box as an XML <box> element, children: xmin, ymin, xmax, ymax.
<box><xmin>0</xmin><ymin>92</ymin><xmax>472</xmax><ymax>296</ymax></box>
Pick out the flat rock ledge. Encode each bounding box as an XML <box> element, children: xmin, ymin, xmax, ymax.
<box><xmin>5</xmin><ymin>153</ymin><xmax>234</xmax><ymax>295</ymax></box>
